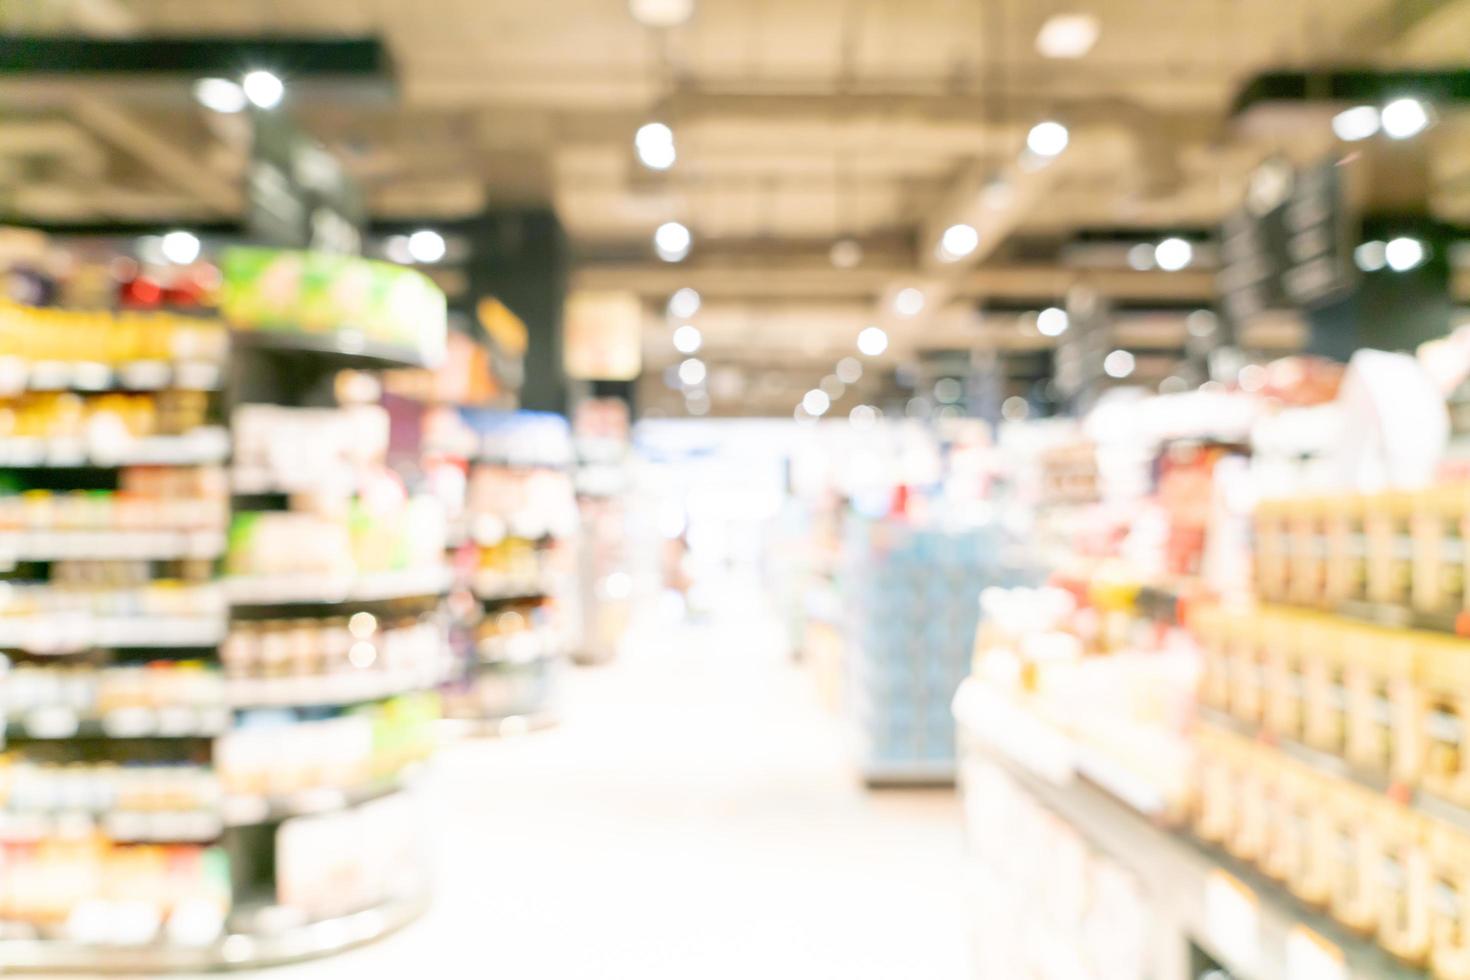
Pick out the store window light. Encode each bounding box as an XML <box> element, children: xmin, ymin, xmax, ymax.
<box><xmin>857</xmin><ymin>326</ymin><xmax>888</xmax><ymax>357</ymax></box>
<box><xmin>655</xmin><ymin>221</ymin><xmax>691</xmax><ymax>262</ymax></box>
<box><xmin>938</xmin><ymin>223</ymin><xmax>979</xmax><ymax>262</ymax></box>
<box><xmin>406</xmin><ymin>229</ymin><xmax>447</xmax><ymax>264</ymax></box>
<box><xmin>672</xmin><ymin>324</ymin><xmax>702</xmax><ymax>354</ymax></box>
<box><xmin>1037</xmin><ymin>306</ymin><xmax>1068</xmax><ymax>337</ymax></box>
<box><xmin>1354</xmin><ymin>240</ymin><xmax>1387</xmax><ymax>272</ymax></box>
<box><xmin>1385</xmin><ymin>236</ymin><xmax>1427</xmax><ymax>272</ymax></box>
<box><xmin>241</xmin><ymin>70</ymin><xmax>284</xmax><ymax>110</ymax></box>
<box><xmin>802</xmin><ymin>389</ymin><xmax>831</xmax><ymax>416</ymax></box>
<box><xmin>160</xmin><ymin>230</ymin><xmax>201</xmax><ymax>265</ymax></box>
<box><xmin>635</xmin><ymin>122</ymin><xmax>676</xmax><ymax>171</ymax></box>
<box><xmin>1381</xmin><ymin>97</ymin><xmax>1430</xmax><ymax>140</ymax></box>
<box><xmin>1332</xmin><ymin>105</ymin><xmax>1380</xmax><ymax>142</ymax></box>
<box><xmin>836</xmin><ymin>356</ymin><xmax>863</xmax><ymax>384</ymax></box>
<box><xmin>668</xmin><ymin>287</ymin><xmax>701</xmax><ymax>319</ymax></box>
<box><xmin>1026</xmin><ymin>120</ymin><xmax>1070</xmax><ymax>158</ymax></box>
<box><xmin>1103</xmin><ymin>349</ymin><xmax>1136</xmax><ymax>379</ymax></box>
<box><xmin>677</xmin><ymin>357</ymin><xmax>706</xmax><ymax>386</ymax></box>
<box><xmin>894</xmin><ymin>287</ymin><xmax>925</xmax><ymax>317</ymax></box>
<box><xmin>1154</xmin><ymin>237</ymin><xmax>1193</xmax><ymax>272</ymax></box>
<box><xmin>1035</xmin><ymin>13</ymin><xmax>1100</xmax><ymax>59</ymax></box>
<box><xmin>193</xmin><ymin>78</ymin><xmax>246</xmax><ymax>114</ymax></box>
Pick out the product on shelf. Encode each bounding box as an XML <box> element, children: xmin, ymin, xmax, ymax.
<box><xmin>230</xmin><ymin>404</ymin><xmax>389</xmax><ymax>494</ymax></box>
<box><xmin>274</xmin><ymin>790</ymin><xmax>427</xmax><ymax>920</ymax></box>
<box><xmin>226</xmin><ymin>496</ymin><xmax>447</xmax><ymax>583</ymax></box>
<box><xmin>0</xmin><ymin>302</ymin><xmax>227</xmax><ymax>374</ymax></box>
<box><xmin>2</xmin><ymin>662</ymin><xmax>228</xmax><ymax>739</ymax></box>
<box><xmin>0</xmin><ymin>466</ymin><xmax>228</xmax><ymax>536</ymax></box>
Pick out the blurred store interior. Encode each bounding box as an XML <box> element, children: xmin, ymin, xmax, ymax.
<box><xmin>1</xmin><ymin>1</ymin><xmax>1470</xmax><ymax>977</ymax></box>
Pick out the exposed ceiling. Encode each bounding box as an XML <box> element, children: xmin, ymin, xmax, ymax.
<box><xmin>2</xmin><ymin>0</ymin><xmax>1469</xmax><ymax>416</ymax></box>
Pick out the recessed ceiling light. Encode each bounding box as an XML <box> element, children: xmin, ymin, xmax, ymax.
<box><xmin>802</xmin><ymin>389</ymin><xmax>831</xmax><ymax>416</ymax></box>
<box><xmin>1026</xmin><ymin>120</ymin><xmax>1070</xmax><ymax>158</ymax></box>
<box><xmin>241</xmin><ymin>70</ymin><xmax>284</xmax><ymax>110</ymax></box>
<box><xmin>894</xmin><ymin>287</ymin><xmax>925</xmax><ymax>317</ymax></box>
<box><xmin>1126</xmin><ymin>243</ymin><xmax>1156</xmax><ymax>271</ymax></box>
<box><xmin>1381</xmin><ymin>97</ymin><xmax>1430</xmax><ymax>139</ymax></box>
<box><xmin>159</xmin><ymin>230</ymin><xmax>201</xmax><ymax>265</ymax></box>
<box><xmin>1035</xmin><ymin>13</ymin><xmax>1100</xmax><ymax>58</ymax></box>
<box><xmin>677</xmin><ymin>357</ymin><xmax>706</xmax><ymax>386</ymax></box>
<box><xmin>654</xmin><ymin>221</ymin><xmax>691</xmax><ymax>262</ymax></box>
<box><xmin>830</xmin><ymin>238</ymin><xmax>863</xmax><ymax>269</ymax></box>
<box><xmin>849</xmin><ymin>404</ymin><xmax>877</xmax><ymax>427</ymax></box>
<box><xmin>857</xmin><ymin>326</ymin><xmax>888</xmax><ymax>357</ymax></box>
<box><xmin>1154</xmin><ymin>237</ymin><xmax>1193</xmax><ymax>272</ymax></box>
<box><xmin>1331</xmin><ymin>105</ymin><xmax>1380</xmax><ymax>142</ymax></box>
<box><xmin>635</xmin><ymin>122</ymin><xmax>676</xmax><ymax>170</ymax></box>
<box><xmin>1103</xmin><ymin>349</ymin><xmax>1136</xmax><ymax>379</ymax></box>
<box><xmin>406</xmin><ymin>229</ymin><xmax>446</xmax><ymax>263</ymax></box>
<box><xmin>836</xmin><ymin>357</ymin><xmax>863</xmax><ymax>384</ymax></box>
<box><xmin>1037</xmin><ymin>306</ymin><xmax>1068</xmax><ymax>337</ymax></box>
<box><xmin>672</xmin><ymin>324</ymin><xmax>702</xmax><ymax>354</ymax></box>
<box><xmin>1354</xmin><ymin>240</ymin><xmax>1387</xmax><ymax>272</ymax></box>
<box><xmin>629</xmin><ymin>0</ymin><xmax>694</xmax><ymax>27</ymax></box>
<box><xmin>668</xmin><ymin>287</ymin><xmax>701</xmax><ymax>319</ymax></box>
<box><xmin>939</xmin><ymin>223</ymin><xmax>980</xmax><ymax>261</ymax></box>
<box><xmin>1385</xmin><ymin>236</ymin><xmax>1426</xmax><ymax>272</ymax></box>
<box><xmin>193</xmin><ymin>78</ymin><xmax>246</xmax><ymax>114</ymax></box>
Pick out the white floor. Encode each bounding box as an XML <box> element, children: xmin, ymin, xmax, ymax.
<box><xmin>178</xmin><ymin>601</ymin><xmax>969</xmax><ymax>978</ymax></box>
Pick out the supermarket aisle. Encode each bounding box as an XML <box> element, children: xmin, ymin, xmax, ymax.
<box><xmin>253</xmin><ymin>600</ymin><xmax>968</xmax><ymax>978</ymax></box>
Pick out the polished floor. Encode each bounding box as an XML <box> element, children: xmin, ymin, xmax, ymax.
<box><xmin>145</xmin><ymin>601</ymin><xmax>969</xmax><ymax>978</ymax></box>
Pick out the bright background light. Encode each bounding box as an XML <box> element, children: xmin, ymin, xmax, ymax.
<box><xmin>1103</xmin><ymin>349</ymin><xmax>1136</xmax><ymax>379</ymax></box>
<box><xmin>939</xmin><ymin>223</ymin><xmax>979</xmax><ymax>261</ymax></box>
<box><xmin>242</xmin><ymin>70</ymin><xmax>284</xmax><ymax>109</ymax></box>
<box><xmin>672</xmin><ymin>324</ymin><xmax>702</xmax><ymax>353</ymax></box>
<box><xmin>160</xmin><ymin>230</ymin><xmax>201</xmax><ymax>265</ymax></box>
<box><xmin>635</xmin><ymin>122</ymin><xmax>676</xmax><ymax>170</ymax></box>
<box><xmin>849</xmin><ymin>404</ymin><xmax>877</xmax><ymax>427</ymax></box>
<box><xmin>1026</xmin><ymin>120</ymin><xmax>1070</xmax><ymax>158</ymax></box>
<box><xmin>1036</xmin><ymin>306</ymin><xmax>1068</xmax><ymax>337</ymax></box>
<box><xmin>193</xmin><ymin>78</ymin><xmax>246</xmax><ymax>114</ymax></box>
<box><xmin>668</xmin><ymin>287</ymin><xmax>701</xmax><ymax>318</ymax></box>
<box><xmin>835</xmin><ymin>356</ymin><xmax>862</xmax><ymax>384</ymax></box>
<box><xmin>1127</xmin><ymin>243</ymin><xmax>1155</xmax><ymax>270</ymax></box>
<box><xmin>802</xmin><ymin>389</ymin><xmax>831</xmax><ymax>416</ymax></box>
<box><xmin>1001</xmin><ymin>396</ymin><xmax>1030</xmax><ymax>420</ymax></box>
<box><xmin>1035</xmin><ymin>13</ymin><xmax>1100</xmax><ymax>58</ymax></box>
<box><xmin>857</xmin><ymin>326</ymin><xmax>888</xmax><ymax>356</ymax></box>
<box><xmin>677</xmin><ymin>357</ymin><xmax>706</xmax><ymax>386</ymax></box>
<box><xmin>1332</xmin><ymin>105</ymin><xmax>1380</xmax><ymax>142</ymax></box>
<box><xmin>829</xmin><ymin>238</ymin><xmax>863</xmax><ymax>269</ymax></box>
<box><xmin>1354</xmin><ymin>240</ymin><xmax>1387</xmax><ymax>272</ymax></box>
<box><xmin>655</xmin><ymin>221</ymin><xmax>691</xmax><ymax>261</ymax></box>
<box><xmin>629</xmin><ymin>0</ymin><xmax>694</xmax><ymax>27</ymax></box>
<box><xmin>893</xmin><ymin>287</ymin><xmax>925</xmax><ymax>317</ymax></box>
<box><xmin>407</xmin><ymin>229</ymin><xmax>446</xmax><ymax>263</ymax></box>
<box><xmin>1385</xmin><ymin>236</ymin><xmax>1426</xmax><ymax>271</ymax></box>
<box><xmin>1381</xmin><ymin>97</ymin><xmax>1430</xmax><ymax>139</ymax></box>
<box><xmin>1154</xmin><ymin>237</ymin><xmax>1193</xmax><ymax>271</ymax></box>
<box><xmin>819</xmin><ymin>375</ymin><xmax>845</xmax><ymax>399</ymax></box>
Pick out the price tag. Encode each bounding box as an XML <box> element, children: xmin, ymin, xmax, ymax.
<box><xmin>1286</xmin><ymin>926</ymin><xmax>1346</xmax><ymax>980</ymax></box>
<box><xmin>1205</xmin><ymin>870</ymin><xmax>1261</xmax><ymax>974</ymax></box>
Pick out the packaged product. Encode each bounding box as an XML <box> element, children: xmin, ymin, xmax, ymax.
<box><xmin>1288</xmin><ymin>496</ymin><xmax>1328</xmax><ymax>606</ymax></box>
<box><xmin>1290</xmin><ymin>765</ymin><xmax>1339</xmax><ymax>906</ymax></box>
<box><xmin>1191</xmin><ymin>603</ymin><xmax>1231</xmax><ymax>711</ymax></box>
<box><xmin>1255</xmin><ymin>499</ymin><xmax>1290</xmax><ymax>602</ymax></box>
<box><xmin>1227</xmin><ymin>741</ymin><xmax>1272</xmax><ymax>865</ymax></box>
<box><xmin>1325</xmin><ymin>493</ymin><xmax>1369</xmax><ymax>605</ymax></box>
<box><xmin>1261</xmin><ymin>757</ymin><xmax>1312</xmax><ymax>884</ymax></box>
<box><xmin>1378</xmin><ymin>804</ymin><xmax>1432</xmax><ymax>965</ymax></box>
<box><xmin>1325</xmin><ymin>782</ymin><xmax>1381</xmax><ymax>932</ymax></box>
<box><xmin>1262</xmin><ymin>609</ymin><xmax>1306</xmax><ymax>741</ymax></box>
<box><xmin>1302</xmin><ymin>616</ymin><xmax>1351</xmax><ymax>755</ymax></box>
<box><xmin>1414</xmin><ymin>485</ymin><xmax>1470</xmax><ymax>617</ymax></box>
<box><xmin>1344</xmin><ymin>623</ymin><xmax>1420</xmax><ymax>779</ymax></box>
<box><xmin>1226</xmin><ymin>612</ymin><xmax>1267</xmax><ymax>727</ymax></box>
<box><xmin>1367</xmin><ymin>491</ymin><xmax>1416</xmax><ymax>607</ymax></box>
<box><xmin>1430</xmin><ymin>821</ymin><xmax>1470</xmax><ymax>979</ymax></box>
<box><xmin>1421</xmin><ymin>641</ymin><xmax>1470</xmax><ymax>807</ymax></box>
<box><xmin>1193</xmin><ymin>726</ymin><xmax>1237</xmax><ymax>846</ymax></box>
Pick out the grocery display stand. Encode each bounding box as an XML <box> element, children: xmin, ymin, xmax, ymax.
<box><xmin>0</xmin><ymin>250</ymin><xmax>450</xmax><ymax>971</ymax></box>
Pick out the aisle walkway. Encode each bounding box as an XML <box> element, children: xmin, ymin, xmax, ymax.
<box><xmin>255</xmin><ymin>604</ymin><xmax>969</xmax><ymax>978</ymax></box>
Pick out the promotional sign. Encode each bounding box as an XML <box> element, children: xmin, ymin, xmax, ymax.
<box><xmin>563</xmin><ymin>290</ymin><xmax>642</xmax><ymax>381</ymax></box>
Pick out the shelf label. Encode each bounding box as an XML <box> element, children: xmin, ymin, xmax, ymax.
<box><xmin>1205</xmin><ymin>870</ymin><xmax>1261</xmax><ymax>974</ymax></box>
<box><xmin>1286</xmin><ymin>925</ymin><xmax>1346</xmax><ymax>980</ymax></box>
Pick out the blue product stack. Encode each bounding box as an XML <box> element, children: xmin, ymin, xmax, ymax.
<box><xmin>843</xmin><ymin>518</ymin><xmax>1019</xmax><ymax>784</ymax></box>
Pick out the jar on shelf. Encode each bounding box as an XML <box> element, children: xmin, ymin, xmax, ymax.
<box><xmin>1262</xmin><ymin>608</ymin><xmax>1307</xmax><ymax>742</ymax></box>
<box><xmin>1302</xmin><ymin>615</ymin><xmax>1351</xmax><ymax>756</ymax></box>
<box><xmin>1226</xmin><ymin>740</ymin><xmax>1272</xmax><ymax>866</ymax></box>
<box><xmin>1261</xmin><ymin>756</ymin><xmax>1312</xmax><ymax>885</ymax></box>
<box><xmin>1225</xmin><ymin>611</ymin><xmax>1267</xmax><ymax>728</ymax></box>
<box><xmin>1288</xmin><ymin>496</ymin><xmax>1328</xmax><ymax>607</ymax></box>
<box><xmin>1191</xmin><ymin>602</ymin><xmax>1231</xmax><ymax>712</ymax></box>
<box><xmin>1414</xmin><ymin>484</ymin><xmax>1470</xmax><ymax>617</ymax></box>
<box><xmin>1430</xmin><ymin>820</ymin><xmax>1470</xmax><ymax>980</ymax></box>
<box><xmin>1325</xmin><ymin>493</ymin><xmax>1369</xmax><ymax>606</ymax></box>
<box><xmin>1344</xmin><ymin>622</ymin><xmax>1420</xmax><ymax>781</ymax></box>
<box><xmin>1192</xmin><ymin>725</ymin><xmax>1238</xmax><ymax>846</ymax></box>
<box><xmin>1367</xmin><ymin>491</ymin><xmax>1416</xmax><ymax>608</ymax></box>
<box><xmin>1420</xmin><ymin>640</ymin><xmax>1470</xmax><ymax>807</ymax></box>
<box><xmin>1325</xmin><ymin>780</ymin><xmax>1383</xmax><ymax>932</ymax></box>
<box><xmin>1255</xmin><ymin>499</ymin><xmax>1290</xmax><ymax>603</ymax></box>
<box><xmin>1290</xmin><ymin>765</ymin><xmax>1340</xmax><ymax>907</ymax></box>
<box><xmin>1377</xmin><ymin>803</ymin><xmax>1433</xmax><ymax>966</ymax></box>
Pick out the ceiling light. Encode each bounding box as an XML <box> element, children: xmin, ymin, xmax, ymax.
<box><xmin>836</xmin><ymin>356</ymin><xmax>863</xmax><ymax>384</ymax></box>
<box><xmin>933</xmin><ymin>378</ymin><xmax>963</xmax><ymax>404</ymax></box>
<box><xmin>820</xmin><ymin>375</ymin><xmax>845</xmax><ymax>399</ymax></box>
<box><xmin>677</xmin><ymin>357</ymin><xmax>706</xmax><ymax>386</ymax></box>
<box><xmin>939</xmin><ymin>223</ymin><xmax>979</xmax><ymax>261</ymax></box>
<box><xmin>1332</xmin><ymin>105</ymin><xmax>1380</xmax><ymax>142</ymax></box>
<box><xmin>802</xmin><ymin>389</ymin><xmax>831</xmax><ymax>416</ymax></box>
<box><xmin>1381</xmin><ymin>97</ymin><xmax>1430</xmax><ymax>139</ymax></box>
<box><xmin>1126</xmin><ymin>243</ymin><xmax>1156</xmax><ymax>271</ymax></box>
<box><xmin>849</xmin><ymin>404</ymin><xmax>877</xmax><ymax>427</ymax></box>
<box><xmin>629</xmin><ymin>0</ymin><xmax>694</xmax><ymax>27</ymax></box>
<box><xmin>685</xmin><ymin>390</ymin><xmax>710</xmax><ymax>416</ymax></box>
<box><xmin>193</xmin><ymin>78</ymin><xmax>246</xmax><ymax>114</ymax></box>
<box><xmin>668</xmin><ymin>287</ymin><xmax>701</xmax><ymax>318</ymax></box>
<box><xmin>1036</xmin><ymin>306</ymin><xmax>1068</xmax><ymax>337</ymax></box>
<box><xmin>1185</xmin><ymin>309</ymin><xmax>1218</xmax><ymax>338</ymax></box>
<box><xmin>635</xmin><ymin>122</ymin><xmax>676</xmax><ymax>170</ymax></box>
<box><xmin>159</xmin><ymin>230</ymin><xmax>201</xmax><ymax>265</ymax></box>
<box><xmin>1035</xmin><ymin>13</ymin><xmax>1100</xmax><ymax>58</ymax></box>
<box><xmin>406</xmin><ymin>229</ymin><xmax>446</xmax><ymax>263</ymax></box>
<box><xmin>857</xmin><ymin>326</ymin><xmax>888</xmax><ymax>357</ymax></box>
<box><xmin>1154</xmin><ymin>237</ymin><xmax>1193</xmax><ymax>272</ymax></box>
<box><xmin>1103</xmin><ymin>349</ymin><xmax>1136</xmax><ymax>379</ymax></box>
<box><xmin>1354</xmin><ymin>240</ymin><xmax>1387</xmax><ymax>272</ymax></box>
<box><xmin>894</xmin><ymin>287</ymin><xmax>925</xmax><ymax>317</ymax></box>
<box><xmin>241</xmin><ymin>70</ymin><xmax>284</xmax><ymax>110</ymax></box>
<box><xmin>672</xmin><ymin>324</ymin><xmax>702</xmax><ymax>354</ymax></box>
<box><xmin>830</xmin><ymin>238</ymin><xmax>863</xmax><ymax>269</ymax></box>
<box><xmin>654</xmin><ymin>221</ymin><xmax>691</xmax><ymax>262</ymax></box>
<box><xmin>1026</xmin><ymin>120</ymin><xmax>1070</xmax><ymax>158</ymax></box>
<box><xmin>1385</xmin><ymin>236</ymin><xmax>1426</xmax><ymax>272</ymax></box>
<box><xmin>383</xmin><ymin>235</ymin><xmax>413</xmax><ymax>265</ymax></box>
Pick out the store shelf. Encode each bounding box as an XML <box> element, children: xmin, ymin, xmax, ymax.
<box><xmin>0</xmin><ymin>428</ymin><xmax>230</xmax><ymax>469</ymax></box>
<box><xmin>230</xmin><ymin>329</ymin><xmax>431</xmax><ymax>371</ymax></box>
<box><xmin>476</xmin><ymin>630</ymin><xmax>567</xmax><ymax>667</ymax></box>
<box><xmin>1334</xmin><ymin>599</ymin><xmax>1469</xmax><ymax>637</ymax></box>
<box><xmin>226</xmin><ymin>665</ymin><xmax>448</xmax><ymax>710</ymax></box>
<box><xmin>225</xmin><ymin>568</ymin><xmax>452</xmax><ymax>611</ymax></box>
<box><xmin>0</xmin><ymin>808</ymin><xmax>222</xmax><ymax>845</ymax></box>
<box><xmin>4</xmin><ymin>705</ymin><xmax>230</xmax><ymax>740</ymax></box>
<box><xmin>0</xmin><ymin>530</ymin><xmax>226</xmax><ymax>562</ymax></box>
<box><xmin>0</xmin><ymin>359</ymin><xmax>223</xmax><ymax>395</ymax></box>
<box><xmin>0</xmin><ymin>616</ymin><xmax>226</xmax><ymax>653</ymax></box>
<box><xmin>221</xmin><ymin>765</ymin><xmax>424</xmax><ymax>827</ymax></box>
<box><xmin>0</xmin><ymin>885</ymin><xmax>429</xmax><ymax>974</ymax></box>
<box><xmin>959</xmin><ymin>695</ymin><xmax>1425</xmax><ymax>980</ymax></box>
<box><xmin>861</xmin><ymin>761</ymin><xmax>955</xmax><ymax>786</ymax></box>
